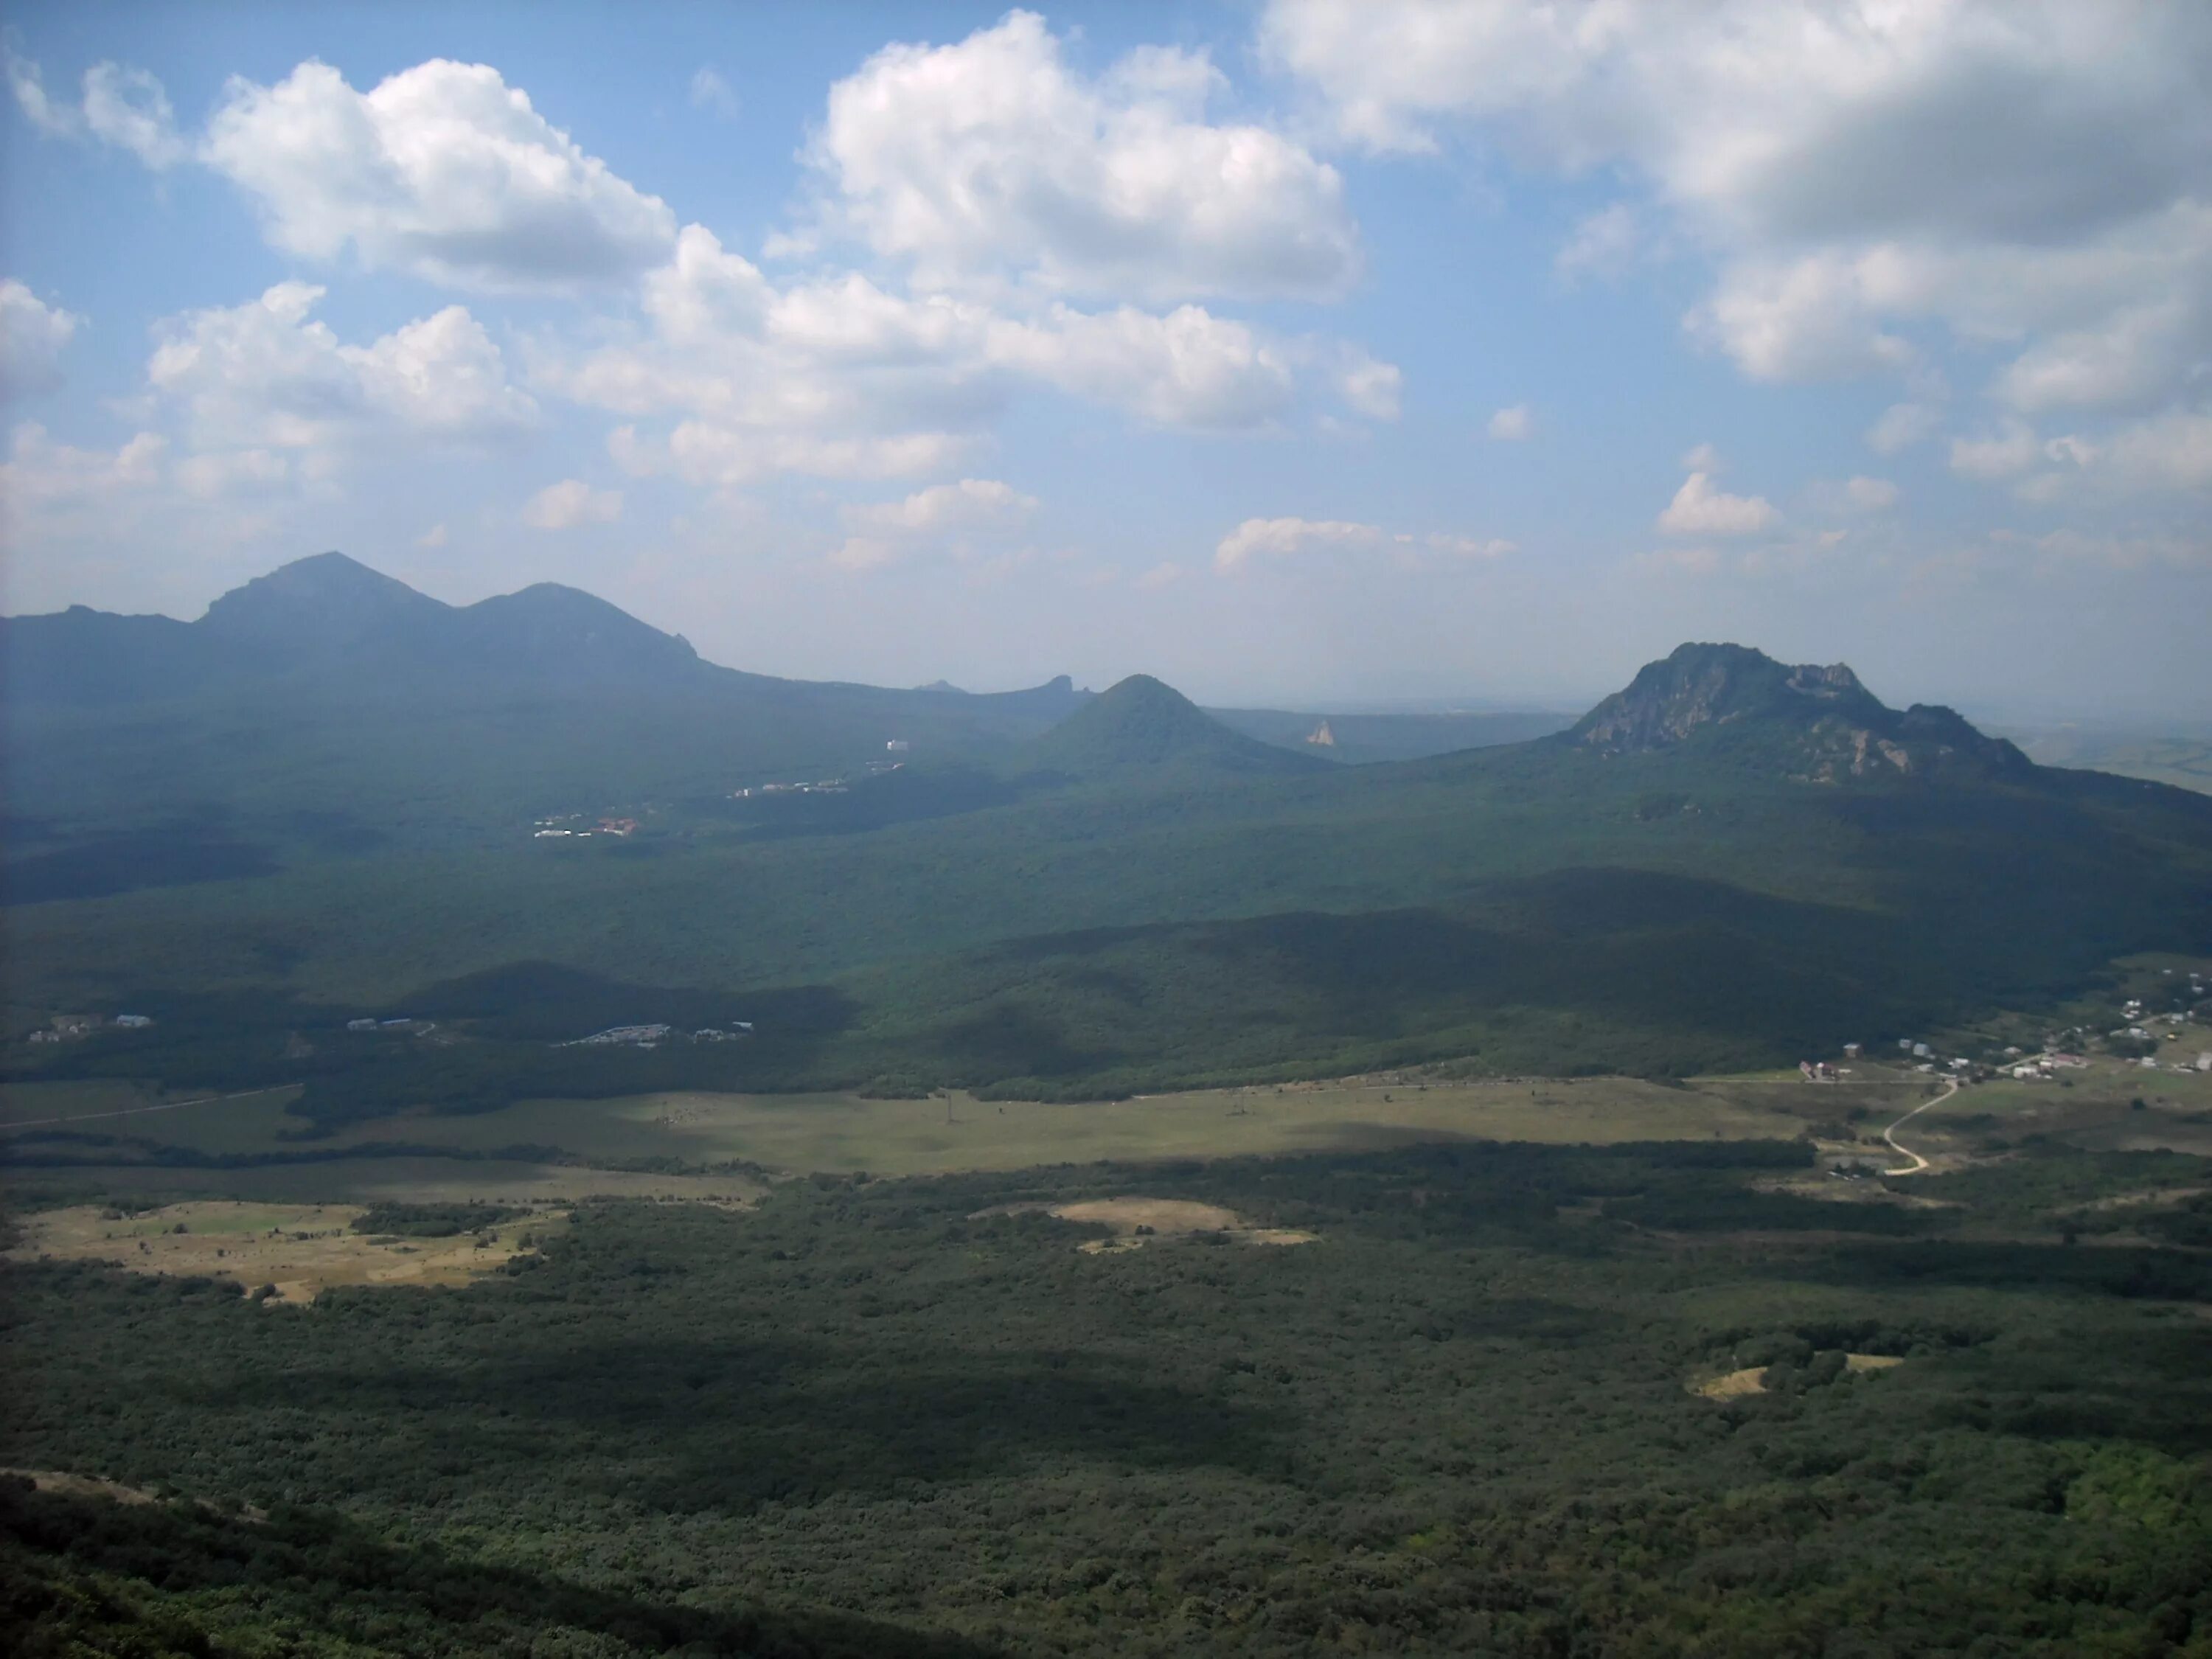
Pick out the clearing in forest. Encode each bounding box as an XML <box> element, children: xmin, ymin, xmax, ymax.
<box><xmin>5</xmin><ymin>1200</ymin><xmax>562</xmax><ymax>1303</ymax></box>
<box><xmin>1043</xmin><ymin>1196</ymin><xmax>1315</xmax><ymax>1253</ymax></box>
<box><xmin>1695</xmin><ymin>1353</ymin><xmax>1905</xmax><ymax>1399</ymax></box>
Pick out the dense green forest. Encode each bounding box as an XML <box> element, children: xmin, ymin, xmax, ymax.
<box><xmin>7</xmin><ymin>1139</ymin><xmax>2211</xmax><ymax>1656</ymax></box>
<box><xmin>7</xmin><ymin>560</ymin><xmax>2211</xmax><ymax>1138</ymax></box>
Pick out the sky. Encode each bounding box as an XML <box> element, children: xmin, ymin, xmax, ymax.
<box><xmin>1</xmin><ymin>1</ymin><xmax>2207</xmax><ymax>720</ymax></box>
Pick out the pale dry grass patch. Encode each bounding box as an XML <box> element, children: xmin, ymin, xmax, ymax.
<box><xmin>6</xmin><ymin>1200</ymin><xmax>564</xmax><ymax>1304</ymax></box>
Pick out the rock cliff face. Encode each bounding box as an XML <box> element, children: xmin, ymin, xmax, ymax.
<box><xmin>1569</xmin><ymin>643</ymin><xmax>2032</xmax><ymax>783</ymax></box>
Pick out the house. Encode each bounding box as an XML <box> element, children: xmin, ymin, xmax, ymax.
<box><xmin>52</xmin><ymin>1014</ymin><xmax>97</xmax><ymax>1036</ymax></box>
<box><xmin>347</xmin><ymin>1018</ymin><xmax>378</xmax><ymax>1032</ymax></box>
<box><xmin>113</xmin><ymin>1013</ymin><xmax>153</xmax><ymax>1029</ymax></box>
<box><xmin>886</xmin><ymin>740</ymin><xmax>911</xmax><ymax>753</ymax></box>
<box><xmin>2197</xmin><ymin>1052</ymin><xmax>2212</xmax><ymax>1072</ymax></box>
<box><xmin>1843</xmin><ymin>1042</ymin><xmax>1861</xmax><ymax>1059</ymax></box>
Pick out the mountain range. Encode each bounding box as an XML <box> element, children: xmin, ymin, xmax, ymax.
<box><xmin>4</xmin><ymin>553</ymin><xmax>2209</xmax><ymax>1109</ymax></box>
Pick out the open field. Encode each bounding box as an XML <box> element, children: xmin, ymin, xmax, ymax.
<box><xmin>4</xmin><ymin>1200</ymin><xmax>564</xmax><ymax>1302</ymax></box>
<box><xmin>305</xmin><ymin>1074</ymin><xmax>1844</xmax><ymax>1175</ymax></box>
<box><xmin>973</xmin><ymin>1195</ymin><xmax>1318</xmax><ymax>1253</ymax></box>
<box><xmin>6</xmin><ymin>1057</ymin><xmax>2204</xmax><ymax>1216</ymax></box>
<box><xmin>0</xmin><ymin>1157</ymin><xmax>765</xmax><ymax>1209</ymax></box>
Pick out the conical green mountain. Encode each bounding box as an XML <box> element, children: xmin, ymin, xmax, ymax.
<box><xmin>1029</xmin><ymin>674</ymin><xmax>1329</xmax><ymax>778</ymax></box>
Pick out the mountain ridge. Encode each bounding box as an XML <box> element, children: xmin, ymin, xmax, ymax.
<box><xmin>1565</xmin><ymin>641</ymin><xmax>2032</xmax><ymax>783</ymax></box>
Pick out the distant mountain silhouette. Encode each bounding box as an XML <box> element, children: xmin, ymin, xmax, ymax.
<box><xmin>1</xmin><ymin>552</ymin><xmax>1083</xmax><ymax>713</ymax></box>
<box><xmin>1566</xmin><ymin>642</ymin><xmax>2032</xmax><ymax>783</ymax></box>
<box><xmin>1029</xmin><ymin>675</ymin><xmax>1329</xmax><ymax>778</ymax></box>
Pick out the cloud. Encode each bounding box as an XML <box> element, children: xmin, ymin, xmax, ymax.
<box><xmin>0</xmin><ymin>280</ymin><xmax>82</xmax><ymax>399</ymax></box>
<box><xmin>1657</xmin><ymin>471</ymin><xmax>1778</xmax><ymax>536</ymax></box>
<box><xmin>1633</xmin><ymin>544</ymin><xmax>1722</xmax><ymax>577</ymax></box>
<box><xmin>4</xmin><ymin>44</ymin><xmax>185</xmax><ymax>166</ymax></box>
<box><xmin>828</xmin><ymin>477</ymin><xmax>1036</xmax><ymax>570</ymax></box>
<box><xmin>416</xmin><ymin>522</ymin><xmax>450</xmax><ymax>549</ymax></box>
<box><xmin>174</xmin><ymin>448</ymin><xmax>289</xmax><ymax>499</ymax></box>
<box><xmin>1688</xmin><ymin>253</ymin><xmax>1914</xmax><ymax>381</ymax></box>
<box><xmin>147</xmin><ymin>282</ymin><xmax>538</xmax><ymax>464</ymax></box>
<box><xmin>546</xmin><ymin>225</ymin><xmax>1366</xmax><ymax>489</ymax></box>
<box><xmin>81</xmin><ymin>60</ymin><xmax>186</xmax><ymax>167</ymax></box>
<box><xmin>522</xmin><ymin>478</ymin><xmax>622</xmax><ymax>529</ymax></box>
<box><xmin>0</xmin><ymin>423</ymin><xmax>178</xmax><ymax>580</ymax></box>
<box><xmin>1680</xmin><ymin>442</ymin><xmax>1722</xmax><ymax>473</ymax></box>
<box><xmin>1134</xmin><ymin>560</ymin><xmax>1184</xmax><ymax>589</ymax></box>
<box><xmin>203</xmin><ymin>59</ymin><xmax>678</xmax><ymax>291</ymax></box>
<box><xmin>1214</xmin><ymin>515</ymin><xmax>1383</xmax><ymax>570</ymax></box>
<box><xmin>4</xmin><ymin>36</ymin><xmax>74</xmax><ymax>135</ymax></box>
<box><xmin>689</xmin><ymin>66</ymin><xmax>737</xmax><ymax>118</ymax></box>
<box><xmin>1261</xmin><ymin>1</ymin><xmax>2212</xmax><ymax>428</ymax></box>
<box><xmin>1555</xmin><ymin>204</ymin><xmax>1638</xmax><ymax>280</ymax></box>
<box><xmin>1867</xmin><ymin>400</ymin><xmax>1939</xmax><ymax>454</ymax></box>
<box><xmin>1844</xmin><ymin>475</ymin><xmax>1899</xmax><ymax>512</ymax></box>
<box><xmin>989</xmin><ymin>303</ymin><xmax>1297</xmax><ymax>428</ymax></box>
<box><xmin>0</xmin><ymin>422</ymin><xmax>166</xmax><ymax>516</ymax></box>
<box><xmin>2020</xmin><ymin>411</ymin><xmax>2212</xmax><ymax>496</ymax></box>
<box><xmin>844</xmin><ymin>477</ymin><xmax>1034</xmax><ymax>536</ymax></box>
<box><xmin>1486</xmin><ymin>404</ymin><xmax>1531</xmax><ymax>440</ymax></box>
<box><xmin>1809</xmin><ymin>473</ymin><xmax>1899</xmax><ymax>515</ymax></box>
<box><xmin>1426</xmin><ymin>533</ymin><xmax>1517</xmax><ymax>558</ymax></box>
<box><xmin>801</xmin><ymin>10</ymin><xmax>1360</xmax><ymax>303</ymax></box>
<box><xmin>1948</xmin><ymin>419</ymin><xmax>2041</xmax><ymax>481</ymax></box>
<box><xmin>1336</xmin><ymin>349</ymin><xmax>1402</xmax><ymax>420</ymax></box>
<box><xmin>1213</xmin><ymin>515</ymin><xmax>1512</xmax><ymax>571</ymax></box>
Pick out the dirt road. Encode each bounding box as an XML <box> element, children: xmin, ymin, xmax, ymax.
<box><xmin>1881</xmin><ymin>1075</ymin><xmax>1960</xmax><ymax>1175</ymax></box>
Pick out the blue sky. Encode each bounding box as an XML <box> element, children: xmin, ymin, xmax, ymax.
<box><xmin>3</xmin><ymin>2</ymin><xmax>2207</xmax><ymax>718</ymax></box>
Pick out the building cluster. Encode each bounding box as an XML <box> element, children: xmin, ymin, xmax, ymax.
<box><xmin>730</xmin><ymin>757</ymin><xmax>905</xmax><ymax>801</ymax></box>
<box><xmin>532</xmin><ymin>813</ymin><xmax>641</xmax><ymax>839</ymax></box>
<box><xmin>555</xmin><ymin>1021</ymin><xmax>754</xmax><ymax>1050</ymax></box>
<box><xmin>346</xmin><ymin>1018</ymin><xmax>434</xmax><ymax>1035</ymax></box>
<box><xmin>28</xmin><ymin>1012</ymin><xmax>152</xmax><ymax>1044</ymax></box>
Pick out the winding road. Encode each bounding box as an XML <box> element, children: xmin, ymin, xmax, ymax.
<box><xmin>1880</xmin><ymin>1074</ymin><xmax>1960</xmax><ymax>1175</ymax></box>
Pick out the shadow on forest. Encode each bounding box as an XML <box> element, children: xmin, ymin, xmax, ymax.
<box><xmin>0</xmin><ymin>1481</ymin><xmax>1004</xmax><ymax>1658</ymax></box>
<box><xmin>195</xmin><ymin>1334</ymin><xmax>1293</xmax><ymax>1514</ymax></box>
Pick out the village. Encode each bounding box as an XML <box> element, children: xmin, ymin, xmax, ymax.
<box><xmin>1798</xmin><ymin>963</ymin><xmax>2212</xmax><ymax>1088</ymax></box>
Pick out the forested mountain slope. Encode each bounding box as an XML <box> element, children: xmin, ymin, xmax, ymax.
<box><xmin>7</xmin><ymin>566</ymin><xmax>2208</xmax><ymax>1107</ymax></box>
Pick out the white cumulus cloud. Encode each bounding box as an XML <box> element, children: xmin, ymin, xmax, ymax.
<box><xmin>1261</xmin><ymin>0</ymin><xmax>2212</xmax><ymax>443</ymax></box>
<box><xmin>1657</xmin><ymin>471</ymin><xmax>1778</xmax><ymax>537</ymax></box>
<box><xmin>0</xmin><ymin>280</ymin><xmax>82</xmax><ymax>399</ymax></box>
<box><xmin>147</xmin><ymin>282</ymin><xmax>538</xmax><ymax>461</ymax></box>
<box><xmin>1486</xmin><ymin>404</ymin><xmax>1531</xmax><ymax>440</ymax></box>
<box><xmin>801</xmin><ymin>10</ymin><xmax>1360</xmax><ymax>303</ymax></box>
<box><xmin>829</xmin><ymin>477</ymin><xmax>1037</xmax><ymax>571</ymax></box>
<box><xmin>203</xmin><ymin>58</ymin><xmax>678</xmax><ymax>292</ymax></box>
<box><xmin>1214</xmin><ymin>515</ymin><xmax>1384</xmax><ymax>571</ymax></box>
